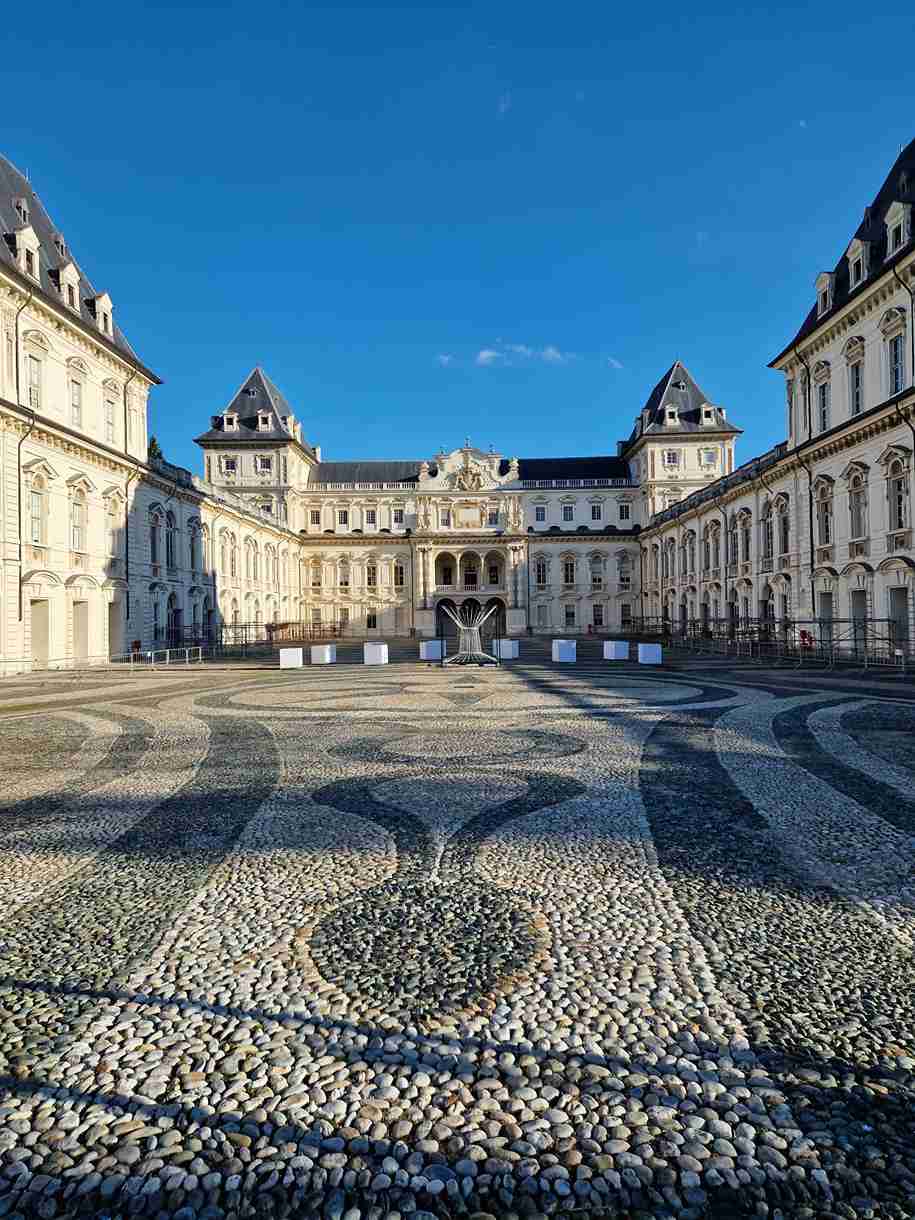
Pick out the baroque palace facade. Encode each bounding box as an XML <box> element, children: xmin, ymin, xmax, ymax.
<box><xmin>0</xmin><ymin>140</ymin><xmax>914</xmax><ymax>673</ymax></box>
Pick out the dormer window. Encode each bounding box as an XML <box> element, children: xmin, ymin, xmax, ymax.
<box><xmin>665</xmin><ymin>408</ymin><xmax>678</xmax><ymax>424</ymax></box>
<box><xmin>885</xmin><ymin>202</ymin><xmax>911</xmax><ymax>256</ymax></box>
<box><xmin>24</xmin><ymin>250</ymin><xmax>35</xmax><ymax>277</ymax></box>
<box><xmin>851</xmin><ymin>257</ymin><xmax>862</xmax><ymax>285</ymax></box>
<box><xmin>816</xmin><ymin>271</ymin><xmax>834</xmax><ymax>317</ymax></box>
<box><xmin>53</xmin><ymin>235</ymin><xmax>66</xmax><ymax>259</ymax></box>
<box><xmin>67</xmin><ymin>284</ymin><xmax>76</xmax><ymax>308</ymax></box>
<box><xmin>702</xmin><ymin>406</ymin><xmax>713</xmax><ymax>423</ymax></box>
<box><xmin>257</xmin><ymin>413</ymin><xmax>271</xmax><ymax>431</ymax></box>
<box><xmin>224</xmin><ymin>414</ymin><xmax>238</xmax><ymax>431</ymax></box>
<box><xmin>13</xmin><ymin>198</ymin><xmax>29</xmax><ymax>224</ymax></box>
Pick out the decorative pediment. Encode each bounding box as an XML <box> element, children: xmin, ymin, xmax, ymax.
<box><xmin>102</xmin><ymin>483</ymin><xmax>127</xmax><ymax>503</ymax></box>
<box><xmin>22</xmin><ymin>328</ymin><xmax>50</xmax><ymax>350</ymax></box>
<box><xmin>877</xmin><ymin>443</ymin><xmax>911</xmax><ymax>468</ymax></box>
<box><xmin>66</xmin><ymin>472</ymin><xmax>96</xmax><ymax>494</ymax></box>
<box><xmin>67</xmin><ymin>356</ymin><xmax>89</xmax><ymax>373</ymax></box>
<box><xmin>813</xmin><ymin>473</ymin><xmax>835</xmax><ymax>495</ymax></box>
<box><xmin>812</xmin><ymin>360</ymin><xmax>831</xmax><ymax>383</ymax></box>
<box><xmin>840</xmin><ymin>459</ymin><xmax>869</xmax><ymax>482</ymax></box>
<box><xmin>22</xmin><ymin>457</ymin><xmax>59</xmax><ymax>483</ymax></box>
<box><xmin>842</xmin><ymin>336</ymin><xmax>865</xmax><ymax>361</ymax></box>
<box><xmin>879</xmin><ymin>307</ymin><xmax>906</xmax><ymax>336</ymax></box>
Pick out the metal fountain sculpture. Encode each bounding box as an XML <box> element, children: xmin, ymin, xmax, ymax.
<box><xmin>440</xmin><ymin>601</ymin><xmax>499</xmax><ymax>666</ymax></box>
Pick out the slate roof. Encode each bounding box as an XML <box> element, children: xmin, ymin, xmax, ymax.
<box><xmin>312</xmin><ymin>460</ymin><xmax>432</xmax><ymax>483</ymax></box>
<box><xmin>0</xmin><ymin>153</ymin><xmax>158</xmax><ymax>380</ymax></box>
<box><xmin>625</xmin><ymin>360</ymin><xmax>739</xmax><ymax>445</ymax></box>
<box><xmin>769</xmin><ymin>137</ymin><xmax>915</xmax><ymax>366</ymax></box>
<box><xmin>310</xmin><ymin>455</ymin><xmax>632</xmax><ymax>483</ymax></box>
<box><xmin>194</xmin><ymin>367</ymin><xmax>316</xmax><ymax>454</ymax></box>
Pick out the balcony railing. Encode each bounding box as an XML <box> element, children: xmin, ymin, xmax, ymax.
<box><xmin>434</xmin><ymin>581</ymin><xmax>505</xmax><ymax>593</ymax></box>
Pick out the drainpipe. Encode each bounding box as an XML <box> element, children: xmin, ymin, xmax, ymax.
<box><xmin>14</xmin><ymin>288</ymin><xmax>35</xmax><ymax>623</ymax></box>
<box><xmin>890</xmin><ymin>262</ymin><xmax>915</xmax><ymax>449</ymax></box>
<box><xmin>796</xmin><ymin>451</ymin><xmax>816</xmax><ymax>605</ymax></box>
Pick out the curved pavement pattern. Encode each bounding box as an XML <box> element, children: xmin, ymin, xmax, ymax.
<box><xmin>0</xmin><ymin>663</ymin><xmax>914</xmax><ymax>1219</ymax></box>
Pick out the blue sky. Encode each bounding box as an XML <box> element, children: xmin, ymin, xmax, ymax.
<box><xmin>4</xmin><ymin>0</ymin><xmax>915</xmax><ymax>473</ymax></box>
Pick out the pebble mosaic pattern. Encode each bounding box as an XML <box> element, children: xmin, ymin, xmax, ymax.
<box><xmin>1</xmin><ymin>663</ymin><xmax>915</xmax><ymax>1220</ymax></box>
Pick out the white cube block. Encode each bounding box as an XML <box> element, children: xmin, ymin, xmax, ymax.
<box><xmin>363</xmin><ymin>642</ymin><xmax>389</xmax><ymax>665</ymax></box>
<box><xmin>493</xmin><ymin>638</ymin><xmax>518</xmax><ymax>659</ymax></box>
<box><xmin>603</xmin><ymin>640</ymin><xmax>628</xmax><ymax>661</ymax></box>
<box><xmin>279</xmin><ymin>647</ymin><xmax>304</xmax><ymax>669</ymax></box>
<box><xmin>638</xmin><ymin>643</ymin><xmax>663</xmax><ymax>665</ymax></box>
<box><xmin>311</xmin><ymin>644</ymin><xmax>336</xmax><ymax>665</ymax></box>
<box><xmin>552</xmin><ymin>639</ymin><xmax>576</xmax><ymax>663</ymax></box>
<box><xmin>420</xmin><ymin>639</ymin><xmax>445</xmax><ymax>660</ymax></box>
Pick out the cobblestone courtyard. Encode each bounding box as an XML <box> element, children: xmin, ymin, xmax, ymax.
<box><xmin>2</xmin><ymin>660</ymin><xmax>915</xmax><ymax>1220</ymax></box>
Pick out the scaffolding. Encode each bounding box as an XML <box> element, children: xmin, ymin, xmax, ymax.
<box><xmin>629</xmin><ymin>615</ymin><xmax>911</xmax><ymax>670</ymax></box>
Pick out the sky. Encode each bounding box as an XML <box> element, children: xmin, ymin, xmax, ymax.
<box><xmin>4</xmin><ymin>0</ymin><xmax>915</xmax><ymax>474</ymax></box>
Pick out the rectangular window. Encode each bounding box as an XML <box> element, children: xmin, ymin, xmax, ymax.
<box><xmin>564</xmin><ymin>604</ymin><xmax>575</xmax><ymax>627</ymax></box>
<box><xmin>366</xmin><ymin>565</ymin><xmax>377</xmax><ymax>587</ymax></box>
<box><xmin>621</xmin><ymin>603</ymin><xmax>632</xmax><ymax>625</ymax></box>
<box><xmin>257</xmin><ymin>456</ymin><xmax>272</xmax><ymax>473</ymax></box>
<box><xmin>664</xmin><ymin>450</ymin><xmax>680</xmax><ymax>466</ymax></box>
<box><xmin>393</xmin><ymin>508</ymin><xmax>404</xmax><ymax>526</ymax></box>
<box><xmin>849</xmin><ymin>362</ymin><xmax>863</xmax><ymax>416</ymax></box>
<box><xmin>593</xmin><ymin>604</ymin><xmax>604</xmax><ymax>628</ymax></box>
<box><xmin>311</xmin><ymin>567</ymin><xmax>322</xmax><ymax>588</ymax></box>
<box><xmin>222</xmin><ymin>457</ymin><xmax>237</xmax><ymax>474</ymax></box>
<box><xmin>818</xmin><ymin>289</ymin><xmax>829</xmax><ymax>314</ymax></box>
<box><xmin>441</xmin><ymin>564</ymin><xmax>453</xmax><ymax>586</ymax></box>
<box><xmin>891</xmin><ymin>223</ymin><xmax>903</xmax><ymax>252</ymax></box>
<box><xmin>25</xmin><ymin>250</ymin><xmax>35</xmax><ymax>276</ymax></box>
<box><xmin>338</xmin><ymin>608</ymin><xmax>349</xmax><ymax>627</ymax></box>
<box><xmin>488</xmin><ymin>510</ymin><xmax>498</xmax><ymax>526</ymax></box>
<box><xmin>591</xmin><ymin>504</ymin><xmax>602</xmax><ymax>521</ymax></box>
<box><xmin>70</xmin><ymin>380</ymin><xmax>82</xmax><ymax>427</ymax></box>
<box><xmin>619</xmin><ymin>572</ymin><xmax>632</xmax><ymax>591</ymax></box>
<box><xmin>27</xmin><ymin>355</ymin><xmax>40</xmax><ymax>409</ymax></box>
<box><xmin>365</xmin><ymin>509</ymin><xmax>376</xmax><ymax>526</ymax></box>
<box><xmin>619</xmin><ymin>503</ymin><xmax>631</xmax><ymax>522</ymax></box>
<box><xmin>338</xmin><ymin>509</ymin><xmax>348</xmax><ymax>526</ymax></box>
<box><xmin>562</xmin><ymin>504</ymin><xmax>574</xmax><ymax>522</ymax></box>
<box><xmin>338</xmin><ymin>569</ymin><xmax>350</xmax><ymax>588</ymax></box>
<box><xmin>441</xmin><ymin>510</ymin><xmax>451</xmax><ymax>527</ymax></box>
<box><xmin>67</xmin><ymin>284</ymin><xmax>76</xmax><ymax>308</ymax></box>
<box><xmin>563</xmin><ymin>559</ymin><xmax>575</xmax><ymax>585</ymax></box>
<box><xmin>394</xmin><ymin>563</ymin><xmax>405</xmax><ymax>588</ymax></box>
<box><xmin>817</xmin><ymin>381</ymin><xmax>830</xmax><ymax>432</ymax></box>
<box><xmin>30</xmin><ymin>491</ymin><xmax>42</xmax><ymax>544</ymax></box>
<box><xmin>890</xmin><ymin>334</ymin><xmax>905</xmax><ymax>396</ymax></box>
<box><xmin>105</xmin><ymin>397</ymin><xmax>115</xmax><ymax>443</ymax></box>
<box><xmin>488</xmin><ymin>564</ymin><xmax>499</xmax><ymax>585</ymax></box>
<box><xmin>537</xmin><ymin>604</ymin><xmax>548</xmax><ymax>627</ymax></box>
<box><xmin>851</xmin><ymin>257</ymin><xmax>862</xmax><ymax>285</ymax></box>
<box><xmin>366</xmin><ymin>612</ymin><xmax>377</xmax><ymax>630</ymax></box>
<box><xmin>311</xmin><ymin>608</ymin><xmax>322</xmax><ymax>626</ymax></box>
<box><xmin>535</xmin><ymin>560</ymin><xmax>547</xmax><ymax>586</ymax></box>
<box><xmin>702</xmin><ymin>448</ymin><xmax>717</xmax><ymax>466</ymax></box>
<box><xmin>535</xmin><ymin>505</ymin><xmax>546</xmax><ymax>523</ymax></box>
<box><xmin>591</xmin><ymin>570</ymin><xmax>603</xmax><ymax>590</ymax></box>
<box><xmin>310</xmin><ymin>509</ymin><xmax>321</xmax><ymax>526</ymax></box>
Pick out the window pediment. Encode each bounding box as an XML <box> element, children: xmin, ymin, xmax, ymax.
<box><xmin>840</xmin><ymin>460</ymin><xmax>869</xmax><ymax>482</ymax></box>
<box><xmin>815</xmin><ymin>271</ymin><xmax>835</xmax><ymax>316</ymax></box>
<box><xmin>102</xmin><ymin>484</ymin><xmax>127</xmax><ymax>503</ymax></box>
<box><xmin>879</xmin><ymin>307</ymin><xmax>906</xmax><ymax>337</ymax></box>
<box><xmin>67</xmin><ymin>356</ymin><xmax>89</xmax><ymax>374</ymax></box>
<box><xmin>23</xmin><ymin>328</ymin><xmax>50</xmax><ymax>351</ymax></box>
<box><xmin>812</xmin><ymin>360</ymin><xmax>831</xmax><ymax>383</ymax></box>
<box><xmin>842</xmin><ymin>336</ymin><xmax>865</xmax><ymax>362</ymax></box>
<box><xmin>877</xmin><ymin>443</ymin><xmax>911</xmax><ymax>469</ymax></box>
<box><xmin>813</xmin><ymin>474</ymin><xmax>835</xmax><ymax>495</ymax></box>
<box><xmin>66</xmin><ymin>473</ymin><xmax>95</xmax><ymax>494</ymax></box>
<box><xmin>22</xmin><ymin>457</ymin><xmax>59</xmax><ymax>483</ymax></box>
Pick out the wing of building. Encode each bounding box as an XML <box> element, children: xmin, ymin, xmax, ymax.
<box><xmin>1</xmin><ymin>140</ymin><xmax>913</xmax><ymax>672</ymax></box>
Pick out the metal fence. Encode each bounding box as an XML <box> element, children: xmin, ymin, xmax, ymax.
<box><xmin>630</xmin><ymin>615</ymin><xmax>911</xmax><ymax>670</ymax></box>
<box><xmin>110</xmin><ymin>647</ymin><xmax>206</xmax><ymax>668</ymax></box>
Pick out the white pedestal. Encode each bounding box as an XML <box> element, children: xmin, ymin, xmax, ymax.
<box><xmin>493</xmin><ymin>638</ymin><xmax>518</xmax><ymax>659</ymax></box>
<box><xmin>552</xmin><ymin>639</ymin><xmax>576</xmax><ymax>663</ymax></box>
<box><xmin>420</xmin><ymin>640</ymin><xmax>445</xmax><ymax>660</ymax></box>
<box><xmin>279</xmin><ymin>647</ymin><xmax>304</xmax><ymax>669</ymax></box>
<box><xmin>363</xmin><ymin>642</ymin><xmax>389</xmax><ymax>665</ymax></box>
<box><xmin>638</xmin><ymin>643</ymin><xmax>662</xmax><ymax>665</ymax></box>
<box><xmin>603</xmin><ymin>640</ymin><xmax>628</xmax><ymax>661</ymax></box>
<box><xmin>311</xmin><ymin>644</ymin><xmax>336</xmax><ymax>665</ymax></box>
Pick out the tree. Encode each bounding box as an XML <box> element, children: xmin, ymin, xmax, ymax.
<box><xmin>148</xmin><ymin>435</ymin><xmax>164</xmax><ymax>462</ymax></box>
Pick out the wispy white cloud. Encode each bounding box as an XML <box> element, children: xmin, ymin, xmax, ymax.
<box><xmin>437</xmin><ymin>353</ymin><xmax>454</xmax><ymax>367</ymax></box>
<box><xmin>475</xmin><ymin>341</ymin><xmax>575</xmax><ymax>367</ymax></box>
<box><xmin>798</xmin><ymin>118</ymin><xmax>808</xmax><ymax>129</ymax></box>
<box><xmin>498</xmin><ymin>92</ymin><xmax>512</xmax><ymax>117</ymax></box>
<box><xmin>607</xmin><ymin>356</ymin><xmax>624</xmax><ymax>370</ymax></box>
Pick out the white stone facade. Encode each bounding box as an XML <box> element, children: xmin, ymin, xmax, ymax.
<box><xmin>2</xmin><ymin>138</ymin><xmax>915</xmax><ymax>672</ymax></box>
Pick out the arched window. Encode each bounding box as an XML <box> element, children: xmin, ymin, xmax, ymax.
<box><xmin>311</xmin><ymin>561</ymin><xmax>322</xmax><ymax>589</ymax></box>
<box><xmin>727</xmin><ymin>515</ymin><xmax>738</xmax><ymax>567</ymax></box>
<box><xmin>220</xmin><ymin>534</ymin><xmax>228</xmax><ymax>576</ymax></box>
<box><xmin>150</xmin><ymin>512</ymin><xmax>161</xmax><ymax>564</ymax></box>
<box><xmin>366</xmin><ymin>562</ymin><xmax>377</xmax><ymax>588</ymax></box>
<box><xmin>252</xmin><ymin>546</ymin><xmax>259</xmax><ymax>581</ymax></box>
<box><xmin>849</xmin><ymin>474</ymin><xmax>868</xmax><ymax>539</ymax></box>
<box><xmin>229</xmin><ymin>535</ymin><xmax>237</xmax><ymax>579</ymax></box>
<box><xmin>687</xmin><ymin>533</ymin><xmax>696</xmax><ymax>574</ymax></box>
<box><xmin>590</xmin><ymin>556</ymin><xmax>603</xmax><ymax>591</ymax></box>
<box><xmin>189</xmin><ymin>525</ymin><xmax>200</xmax><ymax>572</ymax></box>
<box><xmin>338</xmin><ymin>562</ymin><xmax>350</xmax><ymax>589</ymax></box>
<box><xmin>889</xmin><ymin>459</ymin><xmax>910</xmax><ymax>531</ymax></box>
<box><xmin>29</xmin><ymin>476</ymin><xmax>47</xmax><ymax>545</ymax></box>
<box><xmin>761</xmin><ymin>502</ymin><xmax>773</xmax><ymax>560</ymax></box>
<box><xmin>107</xmin><ymin>497</ymin><xmax>120</xmax><ymax>556</ymax></box>
<box><xmin>562</xmin><ymin>557</ymin><xmax>576</xmax><ymax>586</ymax></box>
<box><xmin>776</xmin><ymin>497</ymin><xmax>790</xmax><ymax>556</ymax></box>
<box><xmin>165</xmin><ymin>511</ymin><xmax>177</xmax><ymax>567</ymax></box>
<box><xmin>816</xmin><ymin>482</ymin><xmax>833</xmax><ymax>545</ymax></box>
<box><xmin>70</xmin><ymin>489</ymin><xmax>86</xmax><ymax>552</ymax></box>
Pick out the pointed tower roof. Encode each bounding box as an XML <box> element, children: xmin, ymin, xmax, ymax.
<box><xmin>194</xmin><ymin>366</ymin><xmax>316</xmax><ymax>455</ymax></box>
<box><xmin>625</xmin><ymin>360</ymin><xmax>739</xmax><ymax>447</ymax></box>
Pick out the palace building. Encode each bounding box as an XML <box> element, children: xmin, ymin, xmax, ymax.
<box><xmin>1</xmin><ymin>139</ymin><xmax>914</xmax><ymax>673</ymax></box>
